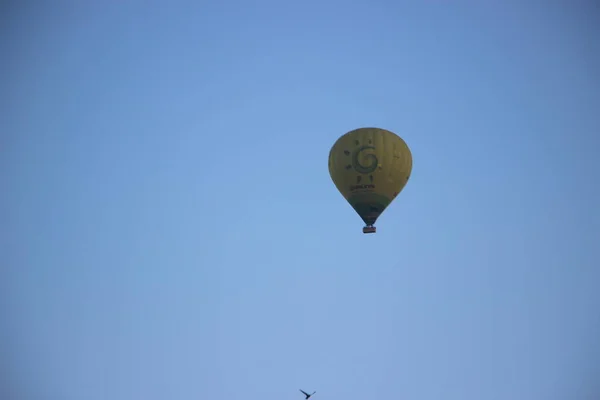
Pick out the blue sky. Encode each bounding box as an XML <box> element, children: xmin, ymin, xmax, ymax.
<box><xmin>2</xmin><ymin>1</ymin><xmax>599</xmax><ymax>399</ymax></box>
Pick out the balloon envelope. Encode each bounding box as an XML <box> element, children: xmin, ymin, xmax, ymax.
<box><xmin>328</xmin><ymin>127</ymin><xmax>412</xmax><ymax>230</ymax></box>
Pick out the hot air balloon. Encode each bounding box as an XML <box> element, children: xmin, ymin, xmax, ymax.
<box><xmin>328</xmin><ymin>127</ymin><xmax>412</xmax><ymax>234</ymax></box>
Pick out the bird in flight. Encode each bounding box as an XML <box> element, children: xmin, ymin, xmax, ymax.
<box><xmin>299</xmin><ymin>389</ymin><xmax>316</xmax><ymax>399</ymax></box>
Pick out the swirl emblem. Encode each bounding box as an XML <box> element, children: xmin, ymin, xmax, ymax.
<box><xmin>352</xmin><ymin>145</ymin><xmax>378</xmax><ymax>174</ymax></box>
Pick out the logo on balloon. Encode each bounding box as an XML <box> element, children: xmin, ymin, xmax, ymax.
<box><xmin>352</xmin><ymin>145</ymin><xmax>378</xmax><ymax>174</ymax></box>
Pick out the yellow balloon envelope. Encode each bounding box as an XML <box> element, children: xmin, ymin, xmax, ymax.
<box><xmin>328</xmin><ymin>127</ymin><xmax>412</xmax><ymax>233</ymax></box>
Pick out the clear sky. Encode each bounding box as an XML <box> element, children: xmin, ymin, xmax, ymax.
<box><xmin>2</xmin><ymin>1</ymin><xmax>599</xmax><ymax>399</ymax></box>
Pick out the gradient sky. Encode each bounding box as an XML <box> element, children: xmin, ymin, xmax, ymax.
<box><xmin>2</xmin><ymin>1</ymin><xmax>599</xmax><ymax>400</ymax></box>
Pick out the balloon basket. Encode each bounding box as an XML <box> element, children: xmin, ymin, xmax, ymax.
<box><xmin>362</xmin><ymin>226</ymin><xmax>376</xmax><ymax>234</ymax></box>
